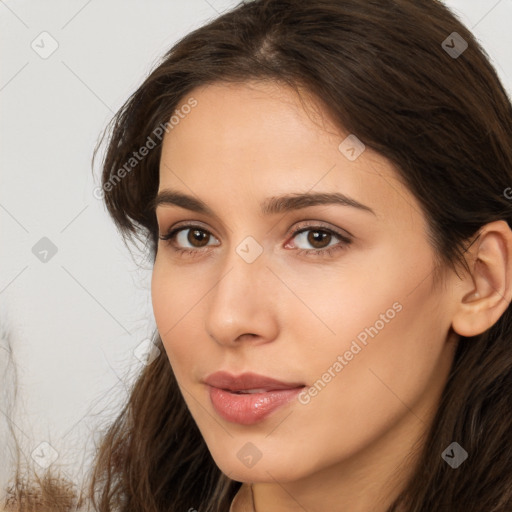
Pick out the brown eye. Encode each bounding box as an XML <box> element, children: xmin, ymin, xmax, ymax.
<box><xmin>159</xmin><ymin>222</ymin><xmax>351</xmax><ymax>259</ymax></box>
<box><xmin>287</xmin><ymin>224</ymin><xmax>352</xmax><ymax>258</ymax></box>
<box><xmin>187</xmin><ymin>228</ymin><xmax>210</xmax><ymax>247</ymax></box>
<box><xmin>159</xmin><ymin>225</ymin><xmax>220</xmax><ymax>252</ymax></box>
<box><xmin>305</xmin><ymin>229</ymin><xmax>332</xmax><ymax>249</ymax></box>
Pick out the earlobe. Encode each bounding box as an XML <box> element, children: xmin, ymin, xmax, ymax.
<box><xmin>451</xmin><ymin>220</ymin><xmax>512</xmax><ymax>338</ymax></box>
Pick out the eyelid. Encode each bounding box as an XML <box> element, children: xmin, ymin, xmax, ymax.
<box><xmin>162</xmin><ymin>219</ymin><xmax>220</xmax><ymax>239</ymax></box>
<box><xmin>285</xmin><ymin>219</ymin><xmax>353</xmax><ymax>241</ymax></box>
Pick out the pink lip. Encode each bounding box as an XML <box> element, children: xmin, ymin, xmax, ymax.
<box><xmin>204</xmin><ymin>371</ymin><xmax>305</xmax><ymax>391</ymax></box>
<box><xmin>204</xmin><ymin>371</ymin><xmax>305</xmax><ymax>425</ymax></box>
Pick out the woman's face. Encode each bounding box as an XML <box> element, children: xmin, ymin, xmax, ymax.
<box><xmin>151</xmin><ymin>80</ymin><xmax>459</xmax><ymax>483</ymax></box>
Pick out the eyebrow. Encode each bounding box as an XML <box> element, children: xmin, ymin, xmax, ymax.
<box><xmin>150</xmin><ymin>189</ymin><xmax>376</xmax><ymax>217</ymax></box>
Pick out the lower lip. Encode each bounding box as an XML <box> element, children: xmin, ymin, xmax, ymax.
<box><xmin>208</xmin><ymin>385</ymin><xmax>304</xmax><ymax>425</ymax></box>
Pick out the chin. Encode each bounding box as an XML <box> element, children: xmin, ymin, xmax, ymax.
<box><xmin>208</xmin><ymin>445</ymin><xmax>311</xmax><ymax>483</ymax></box>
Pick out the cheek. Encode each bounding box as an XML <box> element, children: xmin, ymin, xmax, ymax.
<box><xmin>151</xmin><ymin>257</ymin><xmax>198</xmax><ymax>330</ymax></box>
<box><xmin>295</xmin><ymin>242</ymin><xmax>448</xmax><ymax>428</ymax></box>
<box><xmin>151</xmin><ymin>262</ymin><xmax>186</xmax><ymax>359</ymax></box>
<box><xmin>281</xmin><ymin>303</ymin><xmax>443</xmax><ymax>473</ymax></box>
<box><xmin>150</xmin><ymin>260</ymin><xmax>208</xmax><ymax>375</ymax></box>
<box><xmin>151</xmin><ymin>261</ymin><xmax>173</xmax><ymax>336</ymax></box>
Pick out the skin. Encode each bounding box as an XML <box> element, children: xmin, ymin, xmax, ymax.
<box><xmin>151</xmin><ymin>80</ymin><xmax>512</xmax><ymax>511</ymax></box>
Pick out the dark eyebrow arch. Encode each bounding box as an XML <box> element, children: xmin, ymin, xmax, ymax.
<box><xmin>150</xmin><ymin>189</ymin><xmax>376</xmax><ymax>217</ymax></box>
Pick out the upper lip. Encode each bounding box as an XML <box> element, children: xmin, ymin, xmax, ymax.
<box><xmin>204</xmin><ymin>371</ymin><xmax>305</xmax><ymax>392</ymax></box>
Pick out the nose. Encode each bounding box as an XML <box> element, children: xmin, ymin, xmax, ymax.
<box><xmin>204</xmin><ymin>241</ymin><xmax>279</xmax><ymax>348</ymax></box>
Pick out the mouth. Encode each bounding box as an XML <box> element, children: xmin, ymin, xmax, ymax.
<box><xmin>203</xmin><ymin>371</ymin><xmax>306</xmax><ymax>425</ymax></box>
<box><xmin>207</xmin><ymin>386</ymin><xmax>305</xmax><ymax>425</ymax></box>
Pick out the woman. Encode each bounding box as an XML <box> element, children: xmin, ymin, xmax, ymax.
<box><xmin>5</xmin><ymin>0</ymin><xmax>512</xmax><ymax>510</ymax></box>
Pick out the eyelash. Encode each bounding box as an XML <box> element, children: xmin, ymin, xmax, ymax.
<box><xmin>158</xmin><ymin>222</ymin><xmax>352</xmax><ymax>259</ymax></box>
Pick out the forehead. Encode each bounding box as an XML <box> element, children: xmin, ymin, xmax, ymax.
<box><xmin>158</xmin><ymin>81</ymin><xmax>421</xmax><ymax>231</ymax></box>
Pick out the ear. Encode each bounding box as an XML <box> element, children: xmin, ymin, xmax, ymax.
<box><xmin>451</xmin><ymin>220</ymin><xmax>512</xmax><ymax>337</ymax></box>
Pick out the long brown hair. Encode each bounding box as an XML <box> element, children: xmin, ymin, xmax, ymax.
<box><xmin>4</xmin><ymin>0</ymin><xmax>512</xmax><ymax>510</ymax></box>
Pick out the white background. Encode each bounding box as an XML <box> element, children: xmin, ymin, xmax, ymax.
<box><xmin>1</xmin><ymin>0</ymin><xmax>511</xmax><ymax>496</ymax></box>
